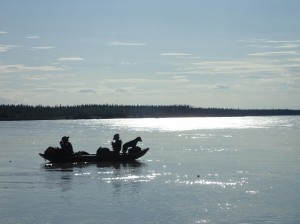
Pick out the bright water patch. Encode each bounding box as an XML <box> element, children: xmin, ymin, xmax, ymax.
<box><xmin>82</xmin><ymin>116</ymin><xmax>300</xmax><ymax>131</ymax></box>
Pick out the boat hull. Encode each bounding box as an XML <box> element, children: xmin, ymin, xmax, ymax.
<box><xmin>39</xmin><ymin>148</ymin><xmax>149</xmax><ymax>163</ymax></box>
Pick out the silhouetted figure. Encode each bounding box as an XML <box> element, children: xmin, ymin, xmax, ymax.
<box><xmin>111</xmin><ymin>134</ymin><xmax>122</xmax><ymax>155</ymax></box>
<box><xmin>122</xmin><ymin>137</ymin><xmax>142</xmax><ymax>154</ymax></box>
<box><xmin>96</xmin><ymin>147</ymin><xmax>110</xmax><ymax>157</ymax></box>
<box><xmin>60</xmin><ymin>136</ymin><xmax>74</xmax><ymax>155</ymax></box>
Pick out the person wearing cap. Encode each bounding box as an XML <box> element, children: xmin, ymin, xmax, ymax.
<box><xmin>60</xmin><ymin>136</ymin><xmax>74</xmax><ymax>155</ymax></box>
<box><xmin>111</xmin><ymin>134</ymin><xmax>122</xmax><ymax>155</ymax></box>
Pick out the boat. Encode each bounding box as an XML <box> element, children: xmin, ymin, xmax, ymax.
<box><xmin>39</xmin><ymin>148</ymin><xmax>150</xmax><ymax>163</ymax></box>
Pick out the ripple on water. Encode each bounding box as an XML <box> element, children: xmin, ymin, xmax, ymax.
<box><xmin>164</xmin><ymin>173</ymin><xmax>249</xmax><ymax>189</ymax></box>
<box><xmin>100</xmin><ymin>171</ymin><xmax>162</xmax><ymax>183</ymax></box>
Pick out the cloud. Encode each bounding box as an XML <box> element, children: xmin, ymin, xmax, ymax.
<box><xmin>264</xmin><ymin>40</ymin><xmax>300</xmax><ymax>44</ymax></box>
<box><xmin>276</xmin><ymin>44</ymin><xmax>300</xmax><ymax>49</ymax></box>
<box><xmin>0</xmin><ymin>64</ymin><xmax>64</xmax><ymax>73</ymax></box>
<box><xmin>120</xmin><ymin>62</ymin><xmax>137</xmax><ymax>66</ymax></box>
<box><xmin>108</xmin><ymin>41</ymin><xmax>146</xmax><ymax>46</ymax></box>
<box><xmin>156</xmin><ymin>37</ymin><xmax>300</xmax><ymax>80</ymax></box>
<box><xmin>29</xmin><ymin>46</ymin><xmax>55</xmax><ymax>50</ymax></box>
<box><xmin>152</xmin><ymin>38</ymin><xmax>292</xmax><ymax>77</ymax></box>
<box><xmin>78</xmin><ymin>88</ymin><xmax>97</xmax><ymax>94</ymax></box>
<box><xmin>161</xmin><ymin>52</ymin><xmax>192</xmax><ymax>56</ymax></box>
<box><xmin>26</xmin><ymin>36</ymin><xmax>40</xmax><ymax>39</ymax></box>
<box><xmin>172</xmin><ymin>76</ymin><xmax>189</xmax><ymax>82</ymax></box>
<box><xmin>242</xmin><ymin>38</ymin><xmax>300</xmax><ymax>49</ymax></box>
<box><xmin>102</xmin><ymin>78</ymin><xmax>163</xmax><ymax>84</ymax></box>
<box><xmin>215</xmin><ymin>84</ymin><xmax>230</xmax><ymax>90</ymax></box>
<box><xmin>0</xmin><ymin>44</ymin><xmax>19</xmax><ymax>53</ymax></box>
<box><xmin>156</xmin><ymin>58</ymin><xmax>300</xmax><ymax>76</ymax></box>
<box><xmin>20</xmin><ymin>73</ymin><xmax>72</xmax><ymax>81</ymax></box>
<box><xmin>115</xmin><ymin>87</ymin><xmax>136</xmax><ymax>93</ymax></box>
<box><xmin>57</xmin><ymin>57</ymin><xmax>85</xmax><ymax>61</ymax></box>
<box><xmin>248</xmin><ymin>51</ymin><xmax>298</xmax><ymax>57</ymax></box>
<box><xmin>0</xmin><ymin>31</ymin><xmax>8</xmax><ymax>34</ymax></box>
<box><xmin>287</xmin><ymin>58</ymin><xmax>300</xmax><ymax>62</ymax></box>
<box><xmin>188</xmin><ymin>60</ymin><xmax>282</xmax><ymax>74</ymax></box>
<box><xmin>172</xmin><ymin>75</ymin><xmax>186</xmax><ymax>79</ymax></box>
<box><xmin>250</xmin><ymin>44</ymin><xmax>300</xmax><ymax>49</ymax></box>
<box><xmin>102</xmin><ymin>78</ymin><xmax>154</xmax><ymax>84</ymax></box>
<box><xmin>240</xmin><ymin>39</ymin><xmax>300</xmax><ymax>44</ymax></box>
<box><xmin>21</xmin><ymin>74</ymin><xmax>47</xmax><ymax>80</ymax></box>
<box><xmin>101</xmin><ymin>78</ymin><xmax>190</xmax><ymax>86</ymax></box>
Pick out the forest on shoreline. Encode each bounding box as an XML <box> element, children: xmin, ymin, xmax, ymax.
<box><xmin>1</xmin><ymin>104</ymin><xmax>300</xmax><ymax>121</ymax></box>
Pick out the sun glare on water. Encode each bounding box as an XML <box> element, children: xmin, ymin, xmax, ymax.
<box><xmin>101</xmin><ymin>116</ymin><xmax>288</xmax><ymax>132</ymax></box>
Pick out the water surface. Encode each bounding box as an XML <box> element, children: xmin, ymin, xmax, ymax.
<box><xmin>0</xmin><ymin>117</ymin><xmax>300</xmax><ymax>223</ymax></box>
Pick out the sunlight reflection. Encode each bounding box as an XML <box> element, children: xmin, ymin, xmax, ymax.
<box><xmin>87</xmin><ymin>116</ymin><xmax>292</xmax><ymax>132</ymax></box>
<box><xmin>100</xmin><ymin>171</ymin><xmax>162</xmax><ymax>184</ymax></box>
<box><xmin>195</xmin><ymin>219</ymin><xmax>211</xmax><ymax>223</ymax></box>
<box><xmin>218</xmin><ymin>203</ymin><xmax>237</xmax><ymax>210</ymax></box>
<box><xmin>74</xmin><ymin>172</ymin><xmax>91</xmax><ymax>176</ymax></box>
<box><xmin>246</xmin><ymin>190</ymin><xmax>259</xmax><ymax>195</ymax></box>
<box><xmin>170</xmin><ymin>174</ymin><xmax>249</xmax><ymax>188</ymax></box>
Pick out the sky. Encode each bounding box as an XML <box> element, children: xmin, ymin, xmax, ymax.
<box><xmin>0</xmin><ymin>0</ymin><xmax>300</xmax><ymax>109</ymax></box>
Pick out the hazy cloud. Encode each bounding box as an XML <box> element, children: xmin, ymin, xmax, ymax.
<box><xmin>0</xmin><ymin>31</ymin><xmax>8</xmax><ymax>34</ymax></box>
<box><xmin>57</xmin><ymin>57</ymin><xmax>85</xmax><ymax>61</ymax></box>
<box><xmin>161</xmin><ymin>53</ymin><xmax>192</xmax><ymax>56</ymax></box>
<box><xmin>115</xmin><ymin>87</ymin><xmax>136</xmax><ymax>93</ymax></box>
<box><xmin>276</xmin><ymin>44</ymin><xmax>300</xmax><ymax>49</ymax></box>
<box><xmin>215</xmin><ymin>84</ymin><xmax>230</xmax><ymax>90</ymax></box>
<box><xmin>264</xmin><ymin>40</ymin><xmax>300</xmax><ymax>44</ymax></box>
<box><xmin>0</xmin><ymin>44</ymin><xmax>19</xmax><ymax>53</ymax></box>
<box><xmin>156</xmin><ymin>59</ymin><xmax>296</xmax><ymax>76</ymax></box>
<box><xmin>189</xmin><ymin>60</ymin><xmax>281</xmax><ymax>74</ymax></box>
<box><xmin>29</xmin><ymin>46</ymin><xmax>55</xmax><ymax>50</ymax></box>
<box><xmin>101</xmin><ymin>78</ymin><xmax>190</xmax><ymax>86</ymax></box>
<box><xmin>78</xmin><ymin>88</ymin><xmax>97</xmax><ymax>94</ymax></box>
<box><xmin>0</xmin><ymin>64</ymin><xmax>64</xmax><ymax>73</ymax></box>
<box><xmin>172</xmin><ymin>76</ymin><xmax>189</xmax><ymax>82</ymax></box>
<box><xmin>287</xmin><ymin>58</ymin><xmax>300</xmax><ymax>62</ymax></box>
<box><xmin>250</xmin><ymin>44</ymin><xmax>300</xmax><ymax>49</ymax></box>
<box><xmin>172</xmin><ymin>75</ymin><xmax>186</xmax><ymax>79</ymax></box>
<box><xmin>240</xmin><ymin>39</ymin><xmax>300</xmax><ymax>44</ymax></box>
<box><xmin>242</xmin><ymin>38</ymin><xmax>300</xmax><ymax>50</ymax></box>
<box><xmin>102</xmin><ymin>78</ymin><xmax>161</xmax><ymax>84</ymax></box>
<box><xmin>108</xmin><ymin>41</ymin><xmax>146</xmax><ymax>46</ymax></box>
<box><xmin>21</xmin><ymin>74</ymin><xmax>47</xmax><ymax>80</ymax></box>
<box><xmin>26</xmin><ymin>36</ymin><xmax>40</xmax><ymax>39</ymax></box>
<box><xmin>120</xmin><ymin>62</ymin><xmax>137</xmax><ymax>66</ymax></box>
<box><xmin>248</xmin><ymin>51</ymin><xmax>298</xmax><ymax>57</ymax></box>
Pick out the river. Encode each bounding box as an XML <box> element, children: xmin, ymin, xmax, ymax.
<box><xmin>0</xmin><ymin>117</ymin><xmax>299</xmax><ymax>223</ymax></box>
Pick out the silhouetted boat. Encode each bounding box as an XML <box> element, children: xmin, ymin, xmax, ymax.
<box><xmin>39</xmin><ymin>148</ymin><xmax>149</xmax><ymax>163</ymax></box>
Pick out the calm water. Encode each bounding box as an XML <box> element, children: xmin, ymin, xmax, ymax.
<box><xmin>0</xmin><ymin>117</ymin><xmax>300</xmax><ymax>224</ymax></box>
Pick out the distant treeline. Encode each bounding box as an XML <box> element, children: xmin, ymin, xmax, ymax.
<box><xmin>0</xmin><ymin>104</ymin><xmax>300</xmax><ymax>120</ymax></box>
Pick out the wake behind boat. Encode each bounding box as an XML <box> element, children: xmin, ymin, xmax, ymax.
<box><xmin>39</xmin><ymin>148</ymin><xmax>149</xmax><ymax>163</ymax></box>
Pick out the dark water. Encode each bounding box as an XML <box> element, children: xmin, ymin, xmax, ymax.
<box><xmin>0</xmin><ymin>117</ymin><xmax>300</xmax><ymax>223</ymax></box>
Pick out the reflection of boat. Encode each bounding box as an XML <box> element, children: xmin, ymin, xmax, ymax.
<box><xmin>39</xmin><ymin>148</ymin><xmax>149</xmax><ymax>163</ymax></box>
<box><xmin>42</xmin><ymin>162</ymin><xmax>89</xmax><ymax>171</ymax></box>
<box><xmin>42</xmin><ymin>160</ymin><xmax>144</xmax><ymax>170</ymax></box>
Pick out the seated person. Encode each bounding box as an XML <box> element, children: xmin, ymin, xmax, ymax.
<box><xmin>60</xmin><ymin>136</ymin><xmax>74</xmax><ymax>155</ymax></box>
<box><xmin>111</xmin><ymin>134</ymin><xmax>122</xmax><ymax>154</ymax></box>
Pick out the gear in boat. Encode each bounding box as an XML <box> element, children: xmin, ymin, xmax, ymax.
<box><xmin>39</xmin><ymin>135</ymin><xmax>149</xmax><ymax>163</ymax></box>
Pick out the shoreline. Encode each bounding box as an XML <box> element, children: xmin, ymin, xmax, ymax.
<box><xmin>1</xmin><ymin>104</ymin><xmax>300</xmax><ymax>121</ymax></box>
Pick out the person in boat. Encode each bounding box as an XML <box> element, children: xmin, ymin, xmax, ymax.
<box><xmin>111</xmin><ymin>134</ymin><xmax>122</xmax><ymax>155</ymax></box>
<box><xmin>60</xmin><ymin>136</ymin><xmax>74</xmax><ymax>155</ymax></box>
<box><xmin>122</xmin><ymin>137</ymin><xmax>142</xmax><ymax>154</ymax></box>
